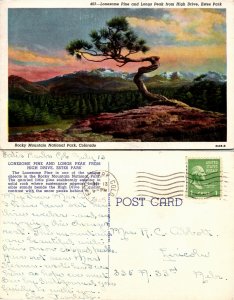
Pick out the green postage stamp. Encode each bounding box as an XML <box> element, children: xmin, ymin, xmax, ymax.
<box><xmin>188</xmin><ymin>159</ymin><xmax>221</xmax><ymax>198</ymax></box>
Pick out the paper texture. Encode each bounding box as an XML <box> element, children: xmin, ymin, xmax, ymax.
<box><xmin>0</xmin><ymin>0</ymin><xmax>234</xmax><ymax>299</ymax></box>
<box><xmin>0</xmin><ymin>150</ymin><xmax>234</xmax><ymax>300</ymax></box>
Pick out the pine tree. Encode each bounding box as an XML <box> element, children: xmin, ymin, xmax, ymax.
<box><xmin>66</xmin><ymin>16</ymin><xmax>188</xmax><ymax>107</ymax></box>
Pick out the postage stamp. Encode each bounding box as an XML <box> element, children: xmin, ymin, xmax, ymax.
<box><xmin>187</xmin><ymin>158</ymin><xmax>221</xmax><ymax>198</ymax></box>
<box><xmin>82</xmin><ymin>170</ymin><xmax>119</xmax><ymax>205</ymax></box>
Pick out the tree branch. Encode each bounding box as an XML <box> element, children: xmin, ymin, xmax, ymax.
<box><xmin>80</xmin><ymin>52</ymin><xmax>114</xmax><ymax>63</ymax></box>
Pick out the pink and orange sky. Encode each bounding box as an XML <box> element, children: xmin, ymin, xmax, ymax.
<box><xmin>9</xmin><ymin>8</ymin><xmax>226</xmax><ymax>82</ymax></box>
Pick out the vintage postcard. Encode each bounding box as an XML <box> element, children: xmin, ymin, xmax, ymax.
<box><xmin>0</xmin><ymin>150</ymin><xmax>233</xmax><ymax>299</ymax></box>
<box><xmin>0</xmin><ymin>1</ymin><xmax>234</xmax><ymax>299</ymax></box>
<box><xmin>0</xmin><ymin>0</ymin><xmax>233</xmax><ymax>149</ymax></box>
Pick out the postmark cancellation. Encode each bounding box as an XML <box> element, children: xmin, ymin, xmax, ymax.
<box><xmin>82</xmin><ymin>170</ymin><xmax>119</xmax><ymax>205</ymax></box>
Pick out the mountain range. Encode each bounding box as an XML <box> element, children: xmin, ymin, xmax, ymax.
<box><xmin>9</xmin><ymin>69</ymin><xmax>226</xmax><ymax>97</ymax></box>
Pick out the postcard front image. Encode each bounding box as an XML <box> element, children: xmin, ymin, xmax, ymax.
<box><xmin>1</xmin><ymin>2</ymin><xmax>232</xmax><ymax>149</ymax></box>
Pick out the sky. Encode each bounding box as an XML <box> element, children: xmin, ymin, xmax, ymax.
<box><xmin>8</xmin><ymin>8</ymin><xmax>226</xmax><ymax>81</ymax></box>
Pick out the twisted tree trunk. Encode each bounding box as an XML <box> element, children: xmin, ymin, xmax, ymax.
<box><xmin>130</xmin><ymin>56</ymin><xmax>189</xmax><ymax>107</ymax></box>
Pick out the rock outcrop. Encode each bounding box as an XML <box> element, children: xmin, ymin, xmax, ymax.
<box><xmin>67</xmin><ymin>105</ymin><xmax>226</xmax><ymax>142</ymax></box>
<box><xmin>9</xmin><ymin>105</ymin><xmax>226</xmax><ymax>142</ymax></box>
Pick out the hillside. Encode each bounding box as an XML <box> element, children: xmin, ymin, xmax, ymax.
<box><xmin>9</xmin><ymin>69</ymin><xmax>226</xmax><ymax>98</ymax></box>
<box><xmin>44</xmin><ymin>74</ymin><xmax>136</xmax><ymax>96</ymax></box>
<box><xmin>9</xmin><ymin>75</ymin><xmax>49</xmax><ymax>96</ymax></box>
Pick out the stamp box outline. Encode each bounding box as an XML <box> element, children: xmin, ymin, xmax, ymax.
<box><xmin>186</xmin><ymin>157</ymin><xmax>223</xmax><ymax>199</ymax></box>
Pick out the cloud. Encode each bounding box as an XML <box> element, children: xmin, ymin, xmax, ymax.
<box><xmin>8</xmin><ymin>47</ymin><xmax>73</xmax><ymax>67</ymax></box>
<box><xmin>9</xmin><ymin>43</ymin><xmax>226</xmax><ymax>81</ymax></box>
<box><xmin>8</xmin><ymin>14</ymin><xmax>226</xmax><ymax>82</ymax></box>
<box><xmin>8</xmin><ymin>47</ymin><xmax>139</xmax><ymax>81</ymax></box>
<box><xmin>148</xmin><ymin>44</ymin><xmax>226</xmax><ymax>73</ymax></box>
<box><xmin>127</xmin><ymin>9</ymin><xmax>225</xmax><ymax>45</ymax></box>
<box><xmin>9</xmin><ymin>63</ymin><xmax>77</xmax><ymax>82</ymax></box>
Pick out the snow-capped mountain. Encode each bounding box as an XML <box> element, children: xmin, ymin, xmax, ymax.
<box><xmin>37</xmin><ymin>68</ymin><xmax>140</xmax><ymax>86</ymax></box>
<box><xmin>160</xmin><ymin>71</ymin><xmax>226</xmax><ymax>83</ymax></box>
<box><xmin>160</xmin><ymin>71</ymin><xmax>197</xmax><ymax>81</ymax></box>
<box><xmin>89</xmin><ymin>68</ymin><xmax>134</xmax><ymax>80</ymax></box>
<box><xmin>51</xmin><ymin>68</ymin><xmax>134</xmax><ymax>80</ymax></box>
<box><xmin>35</xmin><ymin>69</ymin><xmax>227</xmax><ymax>88</ymax></box>
<box><xmin>194</xmin><ymin>71</ymin><xmax>226</xmax><ymax>82</ymax></box>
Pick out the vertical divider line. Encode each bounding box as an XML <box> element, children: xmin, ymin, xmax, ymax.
<box><xmin>107</xmin><ymin>162</ymin><xmax>110</xmax><ymax>286</ymax></box>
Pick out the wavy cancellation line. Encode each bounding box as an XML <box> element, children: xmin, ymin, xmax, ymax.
<box><xmin>136</xmin><ymin>175</ymin><xmax>185</xmax><ymax>182</ymax></box>
<box><xmin>188</xmin><ymin>170</ymin><xmax>221</xmax><ymax>177</ymax></box>
<box><xmin>136</xmin><ymin>172</ymin><xmax>185</xmax><ymax>197</ymax></box>
<box><xmin>136</xmin><ymin>180</ymin><xmax>185</xmax><ymax>187</ymax></box>
<box><xmin>188</xmin><ymin>175</ymin><xmax>223</xmax><ymax>183</ymax></box>
<box><xmin>136</xmin><ymin>190</ymin><xmax>184</xmax><ymax>198</ymax></box>
<box><xmin>137</xmin><ymin>172</ymin><xmax>185</xmax><ymax>178</ymax></box>
<box><xmin>189</xmin><ymin>192</ymin><xmax>221</xmax><ymax>199</ymax></box>
<box><xmin>136</xmin><ymin>184</ymin><xmax>184</xmax><ymax>192</ymax></box>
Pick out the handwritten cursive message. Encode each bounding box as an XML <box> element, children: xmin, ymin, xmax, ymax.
<box><xmin>0</xmin><ymin>151</ymin><xmax>232</xmax><ymax>300</ymax></box>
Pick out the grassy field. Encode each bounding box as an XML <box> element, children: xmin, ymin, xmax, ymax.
<box><xmin>9</xmin><ymin>119</ymin><xmax>75</xmax><ymax>135</ymax></box>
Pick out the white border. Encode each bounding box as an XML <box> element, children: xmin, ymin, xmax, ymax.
<box><xmin>1</xmin><ymin>0</ymin><xmax>233</xmax><ymax>150</ymax></box>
